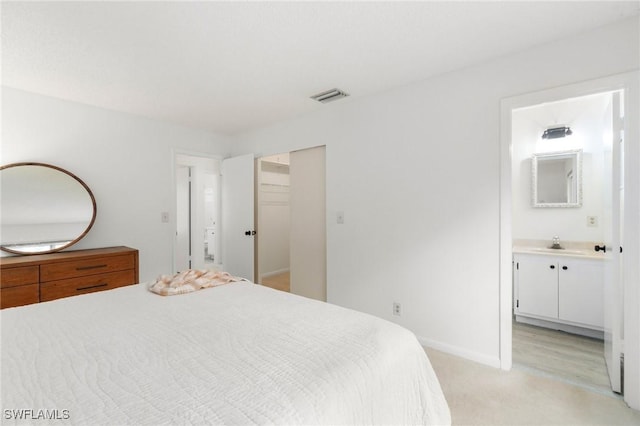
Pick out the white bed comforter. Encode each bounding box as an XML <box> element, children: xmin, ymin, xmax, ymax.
<box><xmin>1</xmin><ymin>282</ymin><xmax>450</xmax><ymax>425</ymax></box>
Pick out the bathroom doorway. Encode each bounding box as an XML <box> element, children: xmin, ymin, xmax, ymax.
<box><xmin>499</xmin><ymin>72</ymin><xmax>640</xmax><ymax>408</ymax></box>
<box><xmin>509</xmin><ymin>90</ymin><xmax>622</xmax><ymax>395</ymax></box>
<box><xmin>174</xmin><ymin>153</ymin><xmax>221</xmax><ymax>273</ymax></box>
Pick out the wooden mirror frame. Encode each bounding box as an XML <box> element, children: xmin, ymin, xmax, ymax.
<box><xmin>0</xmin><ymin>162</ymin><xmax>97</xmax><ymax>255</ymax></box>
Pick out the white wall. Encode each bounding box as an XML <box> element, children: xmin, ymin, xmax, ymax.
<box><xmin>231</xmin><ymin>17</ymin><xmax>639</xmax><ymax>366</ymax></box>
<box><xmin>512</xmin><ymin>93</ymin><xmax>610</xmax><ymax>243</ymax></box>
<box><xmin>1</xmin><ymin>87</ymin><xmax>230</xmax><ymax>282</ymax></box>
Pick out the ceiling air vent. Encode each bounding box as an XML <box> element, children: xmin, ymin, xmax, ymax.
<box><xmin>310</xmin><ymin>88</ymin><xmax>349</xmax><ymax>104</ymax></box>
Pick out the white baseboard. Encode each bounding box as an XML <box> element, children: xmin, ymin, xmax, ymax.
<box><xmin>418</xmin><ymin>335</ymin><xmax>501</xmax><ymax>369</ymax></box>
<box><xmin>261</xmin><ymin>268</ymin><xmax>290</xmax><ymax>279</ymax></box>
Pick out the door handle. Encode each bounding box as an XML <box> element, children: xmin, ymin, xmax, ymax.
<box><xmin>550</xmin><ymin>265</ymin><xmax>555</xmax><ymax>269</ymax></box>
<box><xmin>562</xmin><ymin>266</ymin><xmax>568</xmax><ymax>270</ymax></box>
<box><xmin>244</xmin><ymin>230</ymin><xmax>256</xmax><ymax>236</ymax></box>
<box><xmin>594</xmin><ymin>244</ymin><xmax>606</xmax><ymax>253</ymax></box>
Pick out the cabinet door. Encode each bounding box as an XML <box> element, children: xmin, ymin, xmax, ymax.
<box><xmin>558</xmin><ymin>258</ymin><xmax>604</xmax><ymax>328</ymax></box>
<box><xmin>515</xmin><ymin>254</ymin><xmax>558</xmax><ymax>319</ymax></box>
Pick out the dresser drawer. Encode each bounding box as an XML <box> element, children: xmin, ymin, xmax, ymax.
<box><xmin>1</xmin><ymin>284</ymin><xmax>39</xmax><ymax>308</ymax></box>
<box><xmin>40</xmin><ymin>269</ymin><xmax>136</xmax><ymax>302</ymax></box>
<box><xmin>40</xmin><ymin>254</ymin><xmax>135</xmax><ymax>282</ymax></box>
<box><xmin>0</xmin><ymin>266</ymin><xmax>39</xmax><ymax>288</ymax></box>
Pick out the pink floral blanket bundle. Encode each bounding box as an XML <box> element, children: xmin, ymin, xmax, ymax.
<box><xmin>148</xmin><ymin>269</ymin><xmax>245</xmax><ymax>296</ymax></box>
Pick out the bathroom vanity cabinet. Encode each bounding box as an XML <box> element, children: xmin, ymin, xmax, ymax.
<box><xmin>514</xmin><ymin>253</ymin><xmax>603</xmax><ymax>331</ymax></box>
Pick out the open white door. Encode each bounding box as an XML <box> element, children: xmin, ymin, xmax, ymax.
<box><xmin>222</xmin><ymin>154</ymin><xmax>255</xmax><ymax>281</ymax></box>
<box><xmin>603</xmin><ymin>91</ymin><xmax>624</xmax><ymax>394</ymax></box>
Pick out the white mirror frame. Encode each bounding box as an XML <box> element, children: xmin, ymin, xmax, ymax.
<box><xmin>531</xmin><ymin>149</ymin><xmax>583</xmax><ymax>208</ymax></box>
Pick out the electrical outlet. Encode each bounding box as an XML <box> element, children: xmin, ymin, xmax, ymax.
<box><xmin>161</xmin><ymin>212</ymin><xmax>170</xmax><ymax>223</ymax></box>
<box><xmin>587</xmin><ymin>216</ymin><xmax>598</xmax><ymax>227</ymax></box>
<box><xmin>393</xmin><ymin>302</ymin><xmax>401</xmax><ymax>316</ymax></box>
<box><xmin>336</xmin><ymin>211</ymin><xmax>344</xmax><ymax>224</ymax></box>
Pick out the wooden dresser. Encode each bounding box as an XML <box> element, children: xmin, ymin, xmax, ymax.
<box><xmin>0</xmin><ymin>246</ymin><xmax>138</xmax><ymax>309</ymax></box>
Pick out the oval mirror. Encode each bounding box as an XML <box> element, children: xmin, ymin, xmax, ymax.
<box><xmin>0</xmin><ymin>163</ymin><xmax>97</xmax><ymax>255</ymax></box>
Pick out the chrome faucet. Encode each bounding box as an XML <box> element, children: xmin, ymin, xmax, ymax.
<box><xmin>550</xmin><ymin>236</ymin><xmax>563</xmax><ymax>249</ymax></box>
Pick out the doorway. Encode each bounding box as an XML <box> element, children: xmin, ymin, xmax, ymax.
<box><xmin>174</xmin><ymin>153</ymin><xmax>221</xmax><ymax>273</ymax></box>
<box><xmin>255</xmin><ymin>146</ymin><xmax>326</xmax><ymax>301</ymax></box>
<box><xmin>500</xmin><ymin>72</ymin><xmax>640</xmax><ymax>410</ymax></box>
<box><xmin>256</xmin><ymin>152</ymin><xmax>291</xmax><ymax>291</ymax></box>
<box><xmin>509</xmin><ymin>91</ymin><xmax>622</xmax><ymax>394</ymax></box>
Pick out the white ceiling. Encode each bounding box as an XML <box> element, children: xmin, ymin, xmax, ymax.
<box><xmin>2</xmin><ymin>1</ymin><xmax>638</xmax><ymax>136</ymax></box>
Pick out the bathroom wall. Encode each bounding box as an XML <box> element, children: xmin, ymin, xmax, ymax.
<box><xmin>512</xmin><ymin>92</ymin><xmax>611</xmax><ymax>244</ymax></box>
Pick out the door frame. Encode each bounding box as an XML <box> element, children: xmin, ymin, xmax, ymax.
<box><xmin>499</xmin><ymin>72</ymin><xmax>639</xmax><ymax>409</ymax></box>
<box><xmin>175</xmin><ymin>164</ymin><xmax>192</xmax><ymax>271</ymax></box>
<box><xmin>172</xmin><ymin>149</ymin><xmax>223</xmax><ymax>274</ymax></box>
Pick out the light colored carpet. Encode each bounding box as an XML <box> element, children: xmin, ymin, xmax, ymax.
<box><xmin>425</xmin><ymin>347</ymin><xmax>640</xmax><ymax>426</ymax></box>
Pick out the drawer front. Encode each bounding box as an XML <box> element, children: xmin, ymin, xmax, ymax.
<box><xmin>0</xmin><ymin>266</ymin><xmax>39</xmax><ymax>288</ymax></box>
<box><xmin>40</xmin><ymin>269</ymin><xmax>136</xmax><ymax>302</ymax></box>
<box><xmin>40</xmin><ymin>254</ymin><xmax>135</xmax><ymax>282</ymax></box>
<box><xmin>1</xmin><ymin>284</ymin><xmax>39</xmax><ymax>309</ymax></box>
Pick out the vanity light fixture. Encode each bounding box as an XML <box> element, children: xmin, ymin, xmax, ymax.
<box><xmin>310</xmin><ymin>88</ymin><xmax>349</xmax><ymax>104</ymax></box>
<box><xmin>542</xmin><ymin>126</ymin><xmax>573</xmax><ymax>139</ymax></box>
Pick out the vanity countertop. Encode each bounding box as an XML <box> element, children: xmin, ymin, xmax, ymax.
<box><xmin>513</xmin><ymin>239</ymin><xmax>604</xmax><ymax>260</ymax></box>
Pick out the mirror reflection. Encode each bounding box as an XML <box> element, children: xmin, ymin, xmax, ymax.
<box><xmin>531</xmin><ymin>150</ymin><xmax>582</xmax><ymax>208</ymax></box>
<box><xmin>0</xmin><ymin>163</ymin><xmax>96</xmax><ymax>254</ymax></box>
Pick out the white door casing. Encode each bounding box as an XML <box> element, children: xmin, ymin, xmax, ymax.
<box><xmin>175</xmin><ymin>166</ymin><xmax>191</xmax><ymax>271</ymax></box>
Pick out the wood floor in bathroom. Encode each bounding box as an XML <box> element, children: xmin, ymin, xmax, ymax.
<box><xmin>512</xmin><ymin>320</ymin><xmax>614</xmax><ymax>395</ymax></box>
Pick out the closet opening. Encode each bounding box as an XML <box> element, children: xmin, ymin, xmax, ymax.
<box><xmin>255</xmin><ymin>146</ymin><xmax>326</xmax><ymax>301</ymax></box>
<box><xmin>256</xmin><ymin>153</ymin><xmax>291</xmax><ymax>292</ymax></box>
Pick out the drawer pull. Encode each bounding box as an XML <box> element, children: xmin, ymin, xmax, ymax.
<box><xmin>76</xmin><ymin>283</ymin><xmax>108</xmax><ymax>291</ymax></box>
<box><xmin>76</xmin><ymin>264</ymin><xmax>108</xmax><ymax>271</ymax></box>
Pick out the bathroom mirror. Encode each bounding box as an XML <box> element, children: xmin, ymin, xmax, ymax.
<box><xmin>0</xmin><ymin>162</ymin><xmax>97</xmax><ymax>255</ymax></box>
<box><xmin>531</xmin><ymin>150</ymin><xmax>582</xmax><ymax>208</ymax></box>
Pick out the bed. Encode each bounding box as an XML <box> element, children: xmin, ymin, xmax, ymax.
<box><xmin>1</xmin><ymin>280</ymin><xmax>450</xmax><ymax>425</ymax></box>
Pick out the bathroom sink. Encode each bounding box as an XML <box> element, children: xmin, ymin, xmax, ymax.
<box><xmin>527</xmin><ymin>247</ymin><xmax>592</xmax><ymax>256</ymax></box>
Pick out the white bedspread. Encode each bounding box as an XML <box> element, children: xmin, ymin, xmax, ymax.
<box><xmin>1</xmin><ymin>282</ymin><xmax>450</xmax><ymax>425</ymax></box>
